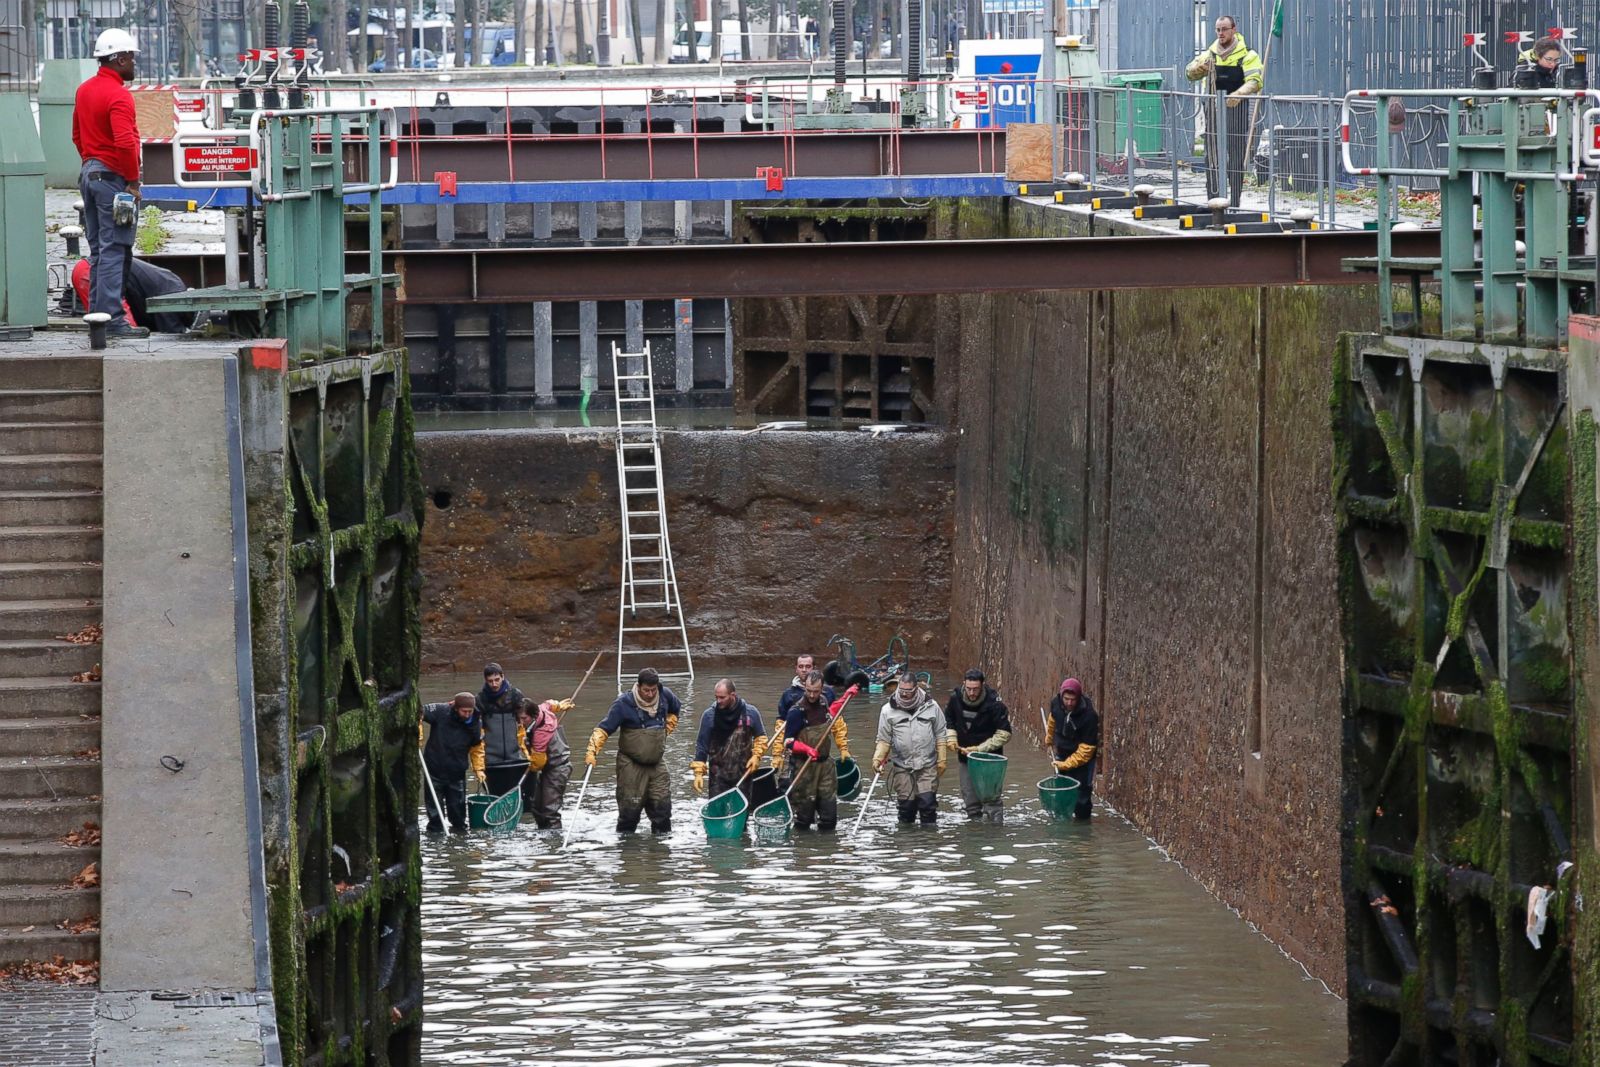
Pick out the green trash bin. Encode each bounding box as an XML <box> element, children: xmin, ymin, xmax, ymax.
<box><xmin>1097</xmin><ymin>72</ymin><xmax>1165</xmax><ymax>158</ymax></box>
<box><xmin>1037</xmin><ymin>774</ymin><xmax>1081</xmax><ymax>820</ymax></box>
<box><xmin>702</xmin><ymin>788</ymin><xmax>750</xmax><ymax>839</ymax></box>
<box><xmin>965</xmin><ymin>752</ymin><xmax>1007</xmax><ymax>803</ymax></box>
<box><xmin>39</xmin><ymin>60</ymin><xmax>99</xmax><ymax>187</ymax></box>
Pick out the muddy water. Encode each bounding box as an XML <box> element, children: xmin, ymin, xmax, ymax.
<box><xmin>420</xmin><ymin>668</ymin><xmax>1345</xmax><ymax>1066</ymax></box>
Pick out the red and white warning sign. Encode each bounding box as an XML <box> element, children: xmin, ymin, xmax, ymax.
<box><xmin>954</xmin><ymin>88</ymin><xmax>990</xmax><ymax>107</ymax></box>
<box><xmin>182</xmin><ymin>145</ymin><xmax>258</xmax><ymax>173</ymax></box>
<box><xmin>1584</xmin><ymin>108</ymin><xmax>1600</xmax><ymax>168</ymax></box>
<box><xmin>175</xmin><ymin>94</ymin><xmax>206</xmax><ymax>115</ymax></box>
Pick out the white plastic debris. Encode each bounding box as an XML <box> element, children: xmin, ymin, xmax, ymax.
<box><xmin>1526</xmin><ymin>885</ymin><xmax>1551</xmax><ymax>949</ymax></box>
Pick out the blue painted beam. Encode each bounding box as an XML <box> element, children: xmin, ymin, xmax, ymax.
<box><xmin>142</xmin><ymin>174</ymin><xmax>1015</xmax><ymax>208</ymax></box>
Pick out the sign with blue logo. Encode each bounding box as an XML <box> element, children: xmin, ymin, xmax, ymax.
<box><xmin>973</xmin><ymin>51</ymin><xmax>1041</xmax><ymax>127</ymax></box>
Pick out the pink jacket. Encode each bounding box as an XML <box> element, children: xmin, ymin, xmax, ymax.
<box><xmin>527</xmin><ymin>701</ymin><xmax>561</xmax><ymax>753</ymax></box>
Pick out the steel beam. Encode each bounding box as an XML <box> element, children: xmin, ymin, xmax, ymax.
<box><xmin>391</xmin><ymin>231</ymin><xmax>1441</xmax><ymax>302</ymax></box>
<box><xmin>141</xmin><ymin>129</ymin><xmax>1005</xmax><ymax>185</ymax></box>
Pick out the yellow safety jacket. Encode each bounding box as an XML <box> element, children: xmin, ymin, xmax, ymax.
<box><xmin>1186</xmin><ymin>34</ymin><xmax>1265</xmax><ymax>96</ymax></box>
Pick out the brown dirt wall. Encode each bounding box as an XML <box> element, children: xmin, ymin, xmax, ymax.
<box><xmin>415</xmin><ymin>428</ymin><xmax>955</xmax><ymax>673</ymax></box>
<box><xmin>948</xmin><ymin>282</ymin><xmax>1377</xmax><ymax>991</ymax></box>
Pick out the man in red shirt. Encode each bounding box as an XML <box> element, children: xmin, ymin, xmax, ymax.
<box><xmin>72</xmin><ymin>29</ymin><xmax>147</xmax><ymax>339</ymax></box>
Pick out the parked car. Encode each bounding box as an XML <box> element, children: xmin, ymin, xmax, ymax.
<box><xmin>368</xmin><ymin>48</ymin><xmax>439</xmax><ymax>72</ymax></box>
<box><xmin>670</xmin><ymin>20</ymin><xmax>744</xmax><ymax>62</ymax></box>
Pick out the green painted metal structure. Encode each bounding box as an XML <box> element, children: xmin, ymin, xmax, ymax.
<box><xmin>0</xmin><ymin>93</ymin><xmax>48</xmax><ymax>329</ymax></box>
<box><xmin>1346</xmin><ymin>88</ymin><xmax>1597</xmax><ymax>348</ymax></box>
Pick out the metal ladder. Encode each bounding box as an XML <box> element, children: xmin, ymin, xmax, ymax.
<box><xmin>611</xmin><ymin>342</ymin><xmax>694</xmax><ymax>690</ymax></box>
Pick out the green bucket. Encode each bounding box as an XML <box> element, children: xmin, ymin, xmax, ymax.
<box><xmin>836</xmin><ymin>757</ymin><xmax>861</xmax><ymax>801</ymax></box>
<box><xmin>1037</xmin><ymin>775</ymin><xmax>1081</xmax><ymax>820</ymax></box>
<box><xmin>466</xmin><ymin>793</ymin><xmax>494</xmax><ymax>830</ymax></box>
<box><xmin>750</xmin><ymin>796</ymin><xmax>793</xmax><ymax>844</ymax></box>
<box><xmin>702</xmin><ymin>788</ymin><xmax>750</xmax><ymax>839</ymax></box>
<box><xmin>965</xmin><ymin>752</ymin><xmax>1007</xmax><ymax>803</ymax></box>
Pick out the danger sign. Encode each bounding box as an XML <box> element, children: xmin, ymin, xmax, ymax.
<box><xmin>175</xmin><ymin>95</ymin><xmax>206</xmax><ymax>115</ymax></box>
<box><xmin>182</xmin><ymin>145</ymin><xmax>258</xmax><ymax>173</ymax></box>
<box><xmin>955</xmin><ymin>88</ymin><xmax>990</xmax><ymax>107</ymax></box>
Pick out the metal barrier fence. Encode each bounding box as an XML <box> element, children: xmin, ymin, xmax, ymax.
<box><xmin>1111</xmin><ymin>0</ymin><xmax>1600</xmax><ymax>103</ymax></box>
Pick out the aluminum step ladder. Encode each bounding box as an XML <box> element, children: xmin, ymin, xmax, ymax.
<box><xmin>611</xmin><ymin>342</ymin><xmax>694</xmax><ymax>691</ymax></box>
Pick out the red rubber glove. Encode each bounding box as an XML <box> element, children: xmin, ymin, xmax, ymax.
<box><xmin>791</xmin><ymin>739</ymin><xmax>821</xmax><ymax>762</ymax></box>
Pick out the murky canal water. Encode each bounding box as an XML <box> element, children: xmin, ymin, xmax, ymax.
<box><xmin>420</xmin><ymin>668</ymin><xmax>1345</xmax><ymax>1066</ymax></box>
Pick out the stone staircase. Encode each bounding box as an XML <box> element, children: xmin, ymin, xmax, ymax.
<box><xmin>0</xmin><ymin>354</ymin><xmax>104</xmax><ymax>969</ymax></box>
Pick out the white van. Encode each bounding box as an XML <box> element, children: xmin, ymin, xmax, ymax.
<box><xmin>671</xmin><ymin>20</ymin><xmax>747</xmax><ymax>62</ymax></box>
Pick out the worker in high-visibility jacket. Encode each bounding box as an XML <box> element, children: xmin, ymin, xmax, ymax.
<box><xmin>1048</xmin><ymin>678</ymin><xmax>1100</xmax><ymax>821</ymax></box>
<box><xmin>1185</xmin><ymin>15</ymin><xmax>1264</xmax><ymax>207</ymax></box>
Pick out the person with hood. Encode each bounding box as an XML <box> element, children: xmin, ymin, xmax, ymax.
<box><xmin>1049</xmin><ymin>677</ymin><xmax>1100</xmax><ymax>820</ymax></box>
<box><xmin>692</xmin><ymin>678</ymin><xmax>768</xmax><ymax>799</ymax></box>
<box><xmin>419</xmin><ymin>693</ymin><xmax>485</xmax><ymax>834</ymax></box>
<box><xmin>777</xmin><ymin>652</ymin><xmax>833</xmax><ymax>720</ymax></box>
<box><xmin>772</xmin><ymin>671</ymin><xmax>851</xmax><ymax>832</ymax></box>
<box><xmin>1185</xmin><ymin>14</ymin><xmax>1264</xmax><ymax>206</ymax></box>
<box><xmin>944</xmin><ymin>668</ymin><xmax>1012</xmax><ymax>823</ymax></box>
<box><xmin>586</xmin><ymin>667</ymin><xmax>682</xmax><ymax>833</ymax></box>
<box><xmin>477</xmin><ymin>662</ymin><xmax>529</xmax><ymax>796</ymax></box>
<box><xmin>518</xmin><ymin>696</ymin><xmax>573</xmax><ymax>829</ymax></box>
<box><xmin>872</xmin><ymin>673</ymin><xmax>947</xmax><ymax>825</ymax></box>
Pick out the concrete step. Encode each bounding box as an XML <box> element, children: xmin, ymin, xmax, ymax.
<box><xmin>0</xmin><ymin>390</ymin><xmax>101</xmax><ymax>423</ymax></box>
<box><xmin>0</xmin><ymin>717</ymin><xmax>100</xmax><ymax>759</ymax></box>
<box><xmin>0</xmin><ymin>599</ymin><xmax>101</xmax><ymax>640</ymax></box>
<box><xmin>0</xmin><ymin>453</ymin><xmax>102</xmax><ymax>492</ymax></box>
<box><xmin>0</xmin><ymin>639</ymin><xmax>101</xmax><ymax>678</ymax></box>
<box><xmin>0</xmin><ymin>526</ymin><xmax>102</xmax><ymax>565</ymax></box>
<box><xmin>0</xmin><ymin>678</ymin><xmax>100</xmax><ymax>719</ymax></box>
<box><xmin>0</xmin><ymin>756</ymin><xmax>100</xmax><ymax>800</ymax></box>
<box><xmin>0</xmin><ymin>562</ymin><xmax>102</xmax><ymax>600</ymax></box>
<box><xmin>0</xmin><ymin>422</ymin><xmax>104</xmax><ymax>457</ymax></box>
<box><xmin>0</xmin><ymin>357</ymin><xmax>102</xmax><ymax>392</ymax></box>
<box><xmin>0</xmin><ymin>885</ymin><xmax>98</xmax><ymax>928</ymax></box>
<box><xmin>0</xmin><ymin>797</ymin><xmax>101</xmax><ymax>839</ymax></box>
<box><xmin>0</xmin><ymin>841</ymin><xmax>99</xmax><ymax>886</ymax></box>
<box><xmin>0</xmin><ymin>490</ymin><xmax>103</xmax><ymax>527</ymax></box>
<box><xmin>0</xmin><ymin>884</ymin><xmax>98</xmax><ymax>931</ymax></box>
<box><xmin>0</xmin><ymin>924</ymin><xmax>99</xmax><ymax>965</ymax></box>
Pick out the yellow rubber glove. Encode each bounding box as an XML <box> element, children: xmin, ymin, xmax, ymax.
<box><xmin>665</xmin><ymin>713</ymin><xmax>678</xmax><ymax>736</ymax></box>
<box><xmin>872</xmin><ymin>740</ymin><xmax>891</xmax><ymax>773</ymax></box>
<box><xmin>831</xmin><ymin>717</ymin><xmax>850</xmax><ymax>762</ymax></box>
<box><xmin>528</xmin><ymin>750</ymin><xmax>549</xmax><ymax>773</ymax></box>
<box><xmin>691</xmin><ymin>761</ymin><xmax>708</xmax><ymax>796</ymax></box>
<box><xmin>586</xmin><ymin>728</ymin><xmax>609</xmax><ymax>767</ymax></box>
<box><xmin>1055</xmin><ymin>743</ymin><xmax>1097</xmax><ymax>772</ymax></box>
<box><xmin>936</xmin><ymin>742</ymin><xmax>948</xmax><ymax>776</ymax></box>
<box><xmin>745</xmin><ymin>751</ymin><xmax>762</xmax><ymax>776</ymax></box>
<box><xmin>557</xmin><ymin>699</ymin><xmax>575</xmax><ymax>713</ymax></box>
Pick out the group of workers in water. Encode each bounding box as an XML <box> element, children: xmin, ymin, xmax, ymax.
<box><xmin>418</xmin><ymin>653</ymin><xmax>1102</xmax><ymax>837</ymax></box>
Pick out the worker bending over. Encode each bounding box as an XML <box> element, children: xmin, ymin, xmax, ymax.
<box><xmin>771</xmin><ymin>671</ymin><xmax>850</xmax><ymax>832</ymax></box>
<box><xmin>1049</xmin><ymin>677</ymin><xmax>1100</xmax><ymax>820</ymax></box>
<box><xmin>587</xmin><ymin>668</ymin><xmax>681</xmax><ymax>833</ymax></box>
<box><xmin>692</xmin><ymin>678</ymin><xmax>768</xmax><ymax>799</ymax></box>
<box><xmin>419</xmin><ymin>693</ymin><xmax>484</xmax><ymax>834</ymax></box>
<box><xmin>518</xmin><ymin>697</ymin><xmax>573</xmax><ymax>830</ymax></box>
<box><xmin>873</xmin><ymin>673</ymin><xmax>947</xmax><ymax>825</ymax></box>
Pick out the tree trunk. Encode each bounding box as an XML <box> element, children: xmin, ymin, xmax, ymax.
<box><xmin>627</xmin><ymin>0</ymin><xmax>645</xmax><ymax>61</ymax></box>
<box><xmin>515</xmin><ymin>0</ymin><xmax>527</xmax><ymax>63</ymax></box>
<box><xmin>709</xmin><ymin>0</ymin><xmax>720</xmax><ymax>62</ymax></box>
<box><xmin>765</xmin><ymin>0</ymin><xmax>777</xmax><ymax>59</ymax></box>
<box><xmin>532</xmin><ymin>0</ymin><xmax>545</xmax><ymax>63</ymax></box>
<box><xmin>452</xmin><ymin>0</ymin><xmax>467</xmax><ymax>66</ymax></box>
<box><xmin>573</xmin><ymin>0</ymin><xmax>589</xmax><ymax>63</ymax></box>
<box><xmin>385</xmin><ymin>0</ymin><xmax>398</xmax><ymax>68</ymax></box>
<box><xmin>652</xmin><ymin>0</ymin><xmax>668</xmax><ymax>62</ymax></box>
<box><xmin>404</xmin><ymin>0</ymin><xmax>415</xmax><ymax>67</ymax></box>
<box><xmin>868</xmin><ymin>0</ymin><xmax>881</xmax><ymax>61</ymax></box>
<box><xmin>471</xmin><ymin>0</ymin><xmax>486</xmax><ymax>63</ymax></box>
<box><xmin>328</xmin><ymin>0</ymin><xmax>346</xmax><ymax>70</ymax></box>
<box><xmin>735</xmin><ymin>0</ymin><xmax>750</xmax><ymax>58</ymax></box>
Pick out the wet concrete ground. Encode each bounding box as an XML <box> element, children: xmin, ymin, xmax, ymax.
<box><xmin>419</xmin><ymin>667</ymin><xmax>1346</xmax><ymax>1066</ymax></box>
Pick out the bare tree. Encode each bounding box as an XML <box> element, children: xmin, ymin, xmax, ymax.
<box><xmin>515</xmin><ymin>0</ymin><xmax>527</xmax><ymax>63</ymax></box>
<box><xmin>627</xmin><ymin>0</ymin><xmax>644</xmax><ymax>61</ymax></box>
<box><xmin>735</xmin><ymin>0</ymin><xmax>749</xmax><ymax>57</ymax></box>
<box><xmin>709</xmin><ymin>0</ymin><xmax>719</xmax><ymax>61</ymax></box>
<box><xmin>573</xmin><ymin>0</ymin><xmax>589</xmax><ymax>62</ymax></box>
<box><xmin>328</xmin><ymin>0</ymin><xmax>347</xmax><ymax>70</ymax></box>
<box><xmin>451</xmin><ymin>0</ymin><xmax>467</xmax><ymax>65</ymax></box>
<box><xmin>652</xmin><ymin>0</ymin><xmax>668</xmax><ymax>62</ymax></box>
<box><xmin>470</xmin><ymin>0</ymin><xmax>485</xmax><ymax>62</ymax></box>
<box><xmin>533</xmin><ymin>0</ymin><xmax>545</xmax><ymax>62</ymax></box>
<box><xmin>868</xmin><ymin>0</ymin><xmax>880</xmax><ymax>60</ymax></box>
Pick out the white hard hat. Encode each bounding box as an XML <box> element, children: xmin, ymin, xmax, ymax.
<box><xmin>92</xmin><ymin>28</ymin><xmax>140</xmax><ymax>57</ymax></box>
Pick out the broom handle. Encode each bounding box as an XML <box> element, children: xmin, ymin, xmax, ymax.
<box><xmin>418</xmin><ymin>745</ymin><xmax>449</xmax><ymax>829</ymax></box>
<box><xmin>556</xmin><ymin>764</ymin><xmax>595</xmax><ymax>844</ymax></box>
<box><xmin>850</xmin><ymin>769</ymin><xmax>883</xmax><ymax>837</ymax></box>
<box><xmin>563</xmin><ymin>650</ymin><xmax>606</xmax><ymax>710</ymax></box>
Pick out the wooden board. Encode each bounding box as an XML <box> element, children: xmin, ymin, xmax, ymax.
<box><xmin>1004</xmin><ymin>123</ymin><xmax>1057</xmax><ymax>182</ymax></box>
<box><xmin>131</xmin><ymin>89</ymin><xmax>176</xmax><ymax>140</ymax></box>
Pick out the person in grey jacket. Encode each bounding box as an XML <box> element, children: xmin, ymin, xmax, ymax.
<box><xmin>872</xmin><ymin>674</ymin><xmax>949</xmax><ymax>825</ymax></box>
